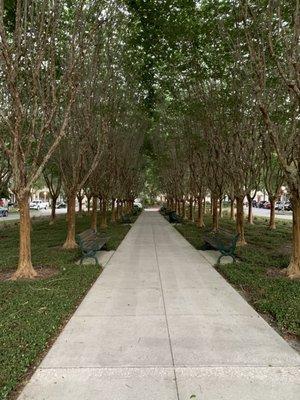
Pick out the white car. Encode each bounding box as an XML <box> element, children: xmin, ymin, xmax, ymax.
<box><xmin>133</xmin><ymin>202</ymin><xmax>143</xmax><ymax>209</ymax></box>
<box><xmin>29</xmin><ymin>200</ymin><xmax>49</xmax><ymax>210</ymax></box>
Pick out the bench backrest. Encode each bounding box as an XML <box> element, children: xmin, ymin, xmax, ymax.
<box><xmin>76</xmin><ymin>229</ymin><xmax>97</xmax><ymax>244</ymax></box>
<box><xmin>209</xmin><ymin>229</ymin><xmax>239</xmax><ymax>249</ymax></box>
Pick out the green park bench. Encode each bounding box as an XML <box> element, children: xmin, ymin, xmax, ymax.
<box><xmin>203</xmin><ymin>229</ymin><xmax>239</xmax><ymax>264</ymax></box>
<box><xmin>168</xmin><ymin>211</ymin><xmax>182</xmax><ymax>224</ymax></box>
<box><xmin>76</xmin><ymin>228</ymin><xmax>109</xmax><ymax>266</ymax></box>
<box><xmin>121</xmin><ymin>214</ymin><xmax>133</xmax><ymax>224</ymax></box>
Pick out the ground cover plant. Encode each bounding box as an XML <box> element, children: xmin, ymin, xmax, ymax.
<box><xmin>0</xmin><ymin>213</ymin><xmax>131</xmax><ymax>400</ymax></box>
<box><xmin>175</xmin><ymin>215</ymin><xmax>300</xmax><ymax>337</ymax></box>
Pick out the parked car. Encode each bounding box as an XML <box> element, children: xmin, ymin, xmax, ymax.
<box><xmin>258</xmin><ymin>200</ymin><xmax>268</xmax><ymax>208</ymax></box>
<box><xmin>252</xmin><ymin>200</ymin><xmax>258</xmax><ymax>208</ymax></box>
<box><xmin>275</xmin><ymin>201</ymin><xmax>285</xmax><ymax>211</ymax></box>
<box><xmin>56</xmin><ymin>202</ymin><xmax>67</xmax><ymax>209</ymax></box>
<box><xmin>0</xmin><ymin>207</ymin><xmax>8</xmax><ymax>217</ymax></box>
<box><xmin>284</xmin><ymin>201</ymin><xmax>293</xmax><ymax>211</ymax></box>
<box><xmin>29</xmin><ymin>200</ymin><xmax>49</xmax><ymax>210</ymax></box>
<box><xmin>264</xmin><ymin>202</ymin><xmax>271</xmax><ymax>209</ymax></box>
<box><xmin>133</xmin><ymin>202</ymin><xmax>143</xmax><ymax>209</ymax></box>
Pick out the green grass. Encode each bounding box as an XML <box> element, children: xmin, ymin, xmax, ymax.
<box><xmin>0</xmin><ymin>213</ymin><xmax>131</xmax><ymax>400</ymax></box>
<box><xmin>175</xmin><ymin>215</ymin><xmax>300</xmax><ymax>337</ymax></box>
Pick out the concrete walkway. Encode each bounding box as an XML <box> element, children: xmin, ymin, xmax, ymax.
<box><xmin>19</xmin><ymin>211</ymin><xmax>300</xmax><ymax>400</ymax></box>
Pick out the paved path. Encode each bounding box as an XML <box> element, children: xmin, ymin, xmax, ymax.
<box><xmin>19</xmin><ymin>211</ymin><xmax>300</xmax><ymax>400</ymax></box>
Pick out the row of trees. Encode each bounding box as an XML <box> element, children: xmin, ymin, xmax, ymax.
<box><xmin>131</xmin><ymin>0</ymin><xmax>299</xmax><ymax>278</ymax></box>
<box><xmin>0</xmin><ymin>0</ymin><xmax>146</xmax><ymax>279</ymax></box>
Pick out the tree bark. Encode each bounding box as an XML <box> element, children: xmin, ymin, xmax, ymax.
<box><xmin>286</xmin><ymin>190</ymin><xmax>300</xmax><ymax>278</ymax></box>
<box><xmin>196</xmin><ymin>197</ymin><xmax>205</xmax><ymax>228</ymax></box>
<box><xmin>212</xmin><ymin>196</ymin><xmax>219</xmax><ymax>232</ymax></box>
<box><xmin>236</xmin><ymin>196</ymin><xmax>247</xmax><ymax>246</ymax></box>
<box><xmin>77</xmin><ymin>194</ymin><xmax>83</xmax><ymax>213</ymax></box>
<box><xmin>269</xmin><ymin>197</ymin><xmax>276</xmax><ymax>230</ymax></box>
<box><xmin>111</xmin><ymin>198</ymin><xmax>116</xmax><ymax>222</ymax></box>
<box><xmin>230</xmin><ymin>198</ymin><xmax>235</xmax><ymax>220</ymax></box>
<box><xmin>12</xmin><ymin>192</ymin><xmax>37</xmax><ymax>279</ymax></box>
<box><xmin>247</xmin><ymin>194</ymin><xmax>254</xmax><ymax>224</ymax></box>
<box><xmin>63</xmin><ymin>193</ymin><xmax>77</xmax><ymax>249</ymax></box>
<box><xmin>87</xmin><ymin>196</ymin><xmax>92</xmax><ymax>214</ymax></box>
<box><xmin>91</xmin><ymin>196</ymin><xmax>98</xmax><ymax>230</ymax></box>
<box><xmin>49</xmin><ymin>196</ymin><xmax>58</xmax><ymax>225</ymax></box>
<box><xmin>219</xmin><ymin>196</ymin><xmax>223</xmax><ymax>218</ymax></box>
<box><xmin>100</xmin><ymin>199</ymin><xmax>108</xmax><ymax>228</ymax></box>
<box><xmin>189</xmin><ymin>198</ymin><xmax>193</xmax><ymax>221</ymax></box>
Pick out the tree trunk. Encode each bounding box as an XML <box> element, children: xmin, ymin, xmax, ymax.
<box><xmin>181</xmin><ymin>199</ymin><xmax>186</xmax><ymax>219</ymax></box>
<box><xmin>196</xmin><ymin>197</ymin><xmax>205</xmax><ymax>228</ymax></box>
<box><xmin>230</xmin><ymin>198</ymin><xmax>235</xmax><ymax>220</ymax></box>
<box><xmin>87</xmin><ymin>196</ymin><xmax>92</xmax><ymax>214</ymax></box>
<box><xmin>49</xmin><ymin>196</ymin><xmax>58</xmax><ymax>225</ymax></box>
<box><xmin>111</xmin><ymin>198</ymin><xmax>116</xmax><ymax>222</ymax></box>
<box><xmin>91</xmin><ymin>196</ymin><xmax>98</xmax><ymax>230</ymax></box>
<box><xmin>236</xmin><ymin>196</ymin><xmax>246</xmax><ymax>246</ymax></box>
<box><xmin>77</xmin><ymin>196</ymin><xmax>83</xmax><ymax>213</ymax></box>
<box><xmin>247</xmin><ymin>195</ymin><xmax>253</xmax><ymax>224</ymax></box>
<box><xmin>100</xmin><ymin>199</ymin><xmax>108</xmax><ymax>228</ymax></box>
<box><xmin>63</xmin><ymin>193</ymin><xmax>77</xmax><ymax>249</ymax></box>
<box><xmin>189</xmin><ymin>198</ymin><xmax>193</xmax><ymax>221</ymax></box>
<box><xmin>212</xmin><ymin>196</ymin><xmax>219</xmax><ymax>232</ymax></box>
<box><xmin>12</xmin><ymin>192</ymin><xmax>37</xmax><ymax>279</ymax></box>
<box><xmin>219</xmin><ymin>196</ymin><xmax>223</xmax><ymax>218</ymax></box>
<box><xmin>175</xmin><ymin>198</ymin><xmax>180</xmax><ymax>214</ymax></box>
<box><xmin>269</xmin><ymin>197</ymin><xmax>276</xmax><ymax>230</ymax></box>
<box><xmin>286</xmin><ymin>190</ymin><xmax>300</xmax><ymax>278</ymax></box>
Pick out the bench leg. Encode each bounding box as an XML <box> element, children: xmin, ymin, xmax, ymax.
<box><xmin>93</xmin><ymin>255</ymin><xmax>100</xmax><ymax>266</ymax></box>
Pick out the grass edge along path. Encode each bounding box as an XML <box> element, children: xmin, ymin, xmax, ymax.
<box><xmin>0</xmin><ymin>213</ymin><xmax>132</xmax><ymax>400</ymax></box>
<box><xmin>174</xmin><ymin>215</ymin><xmax>300</xmax><ymax>339</ymax></box>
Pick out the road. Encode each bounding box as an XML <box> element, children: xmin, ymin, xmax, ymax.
<box><xmin>0</xmin><ymin>205</ymin><xmax>293</xmax><ymax>224</ymax></box>
<box><xmin>246</xmin><ymin>206</ymin><xmax>293</xmax><ymax>221</ymax></box>
<box><xmin>0</xmin><ymin>208</ymin><xmax>67</xmax><ymax>223</ymax></box>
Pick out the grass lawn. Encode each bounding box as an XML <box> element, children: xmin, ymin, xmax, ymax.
<box><xmin>0</xmin><ymin>213</ymin><xmax>131</xmax><ymax>400</ymax></box>
<box><xmin>175</xmin><ymin>215</ymin><xmax>300</xmax><ymax>338</ymax></box>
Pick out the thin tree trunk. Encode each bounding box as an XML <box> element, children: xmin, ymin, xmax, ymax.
<box><xmin>181</xmin><ymin>199</ymin><xmax>186</xmax><ymax>219</ymax></box>
<box><xmin>269</xmin><ymin>197</ymin><xmax>276</xmax><ymax>230</ymax></box>
<box><xmin>116</xmin><ymin>200</ymin><xmax>121</xmax><ymax>220</ymax></box>
<box><xmin>77</xmin><ymin>196</ymin><xmax>83</xmax><ymax>213</ymax></box>
<box><xmin>63</xmin><ymin>193</ymin><xmax>77</xmax><ymax>249</ymax></box>
<box><xmin>49</xmin><ymin>196</ymin><xmax>58</xmax><ymax>225</ymax></box>
<box><xmin>219</xmin><ymin>196</ymin><xmax>223</xmax><ymax>218</ymax></box>
<box><xmin>100</xmin><ymin>199</ymin><xmax>108</xmax><ymax>228</ymax></box>
<box><xmin>236</xmin><ymin>196</ymin><xmax>246</xmax><ymax>246</ymax></box>
<box><xmin>212</xmin><ymin>196</ymin><xmax>219</xmax><ymax>232</ymax></box>
<box><xmin>111</xmin><ymin>198</ymin><xmax>116</xmax><ymax>222</ymax></box>
<box><xmin>91</xmin><ymin>196</ymin><xmax>98</xmax><ymax>230</ymax></box>
<box><xmin>189</xmin><ymin>198</ymin><xmax>193</xmax><ymax>221</ymax></box>
<box><xmin>196</xmin><ymin>197</ymin><xmax>205</xmax><ymax>228</ymax></box>
<box><xmin>175</xmin><ymin>198</ymin><xmax>179</xmax><ymax>214</ymax></box>
<box><xmin>247</xmin><ymin>195</ymin><xmax>253</xmax><ymax>224</ymax></box>
<box><xmin>230</xmin><ymin>198</ymin><xmax>235</xmax><ymax>220</ymax></box>
<box><xmin>286</xmin><ymin>190</ymin><xmax>300</xmax><ymax>278</ymax></box>
<box><xmin>87</xmin><ymin>196</ymin><xmax>92</xmax><ymax>214</ymax></box>
<box><xmin>12</xmin><ymin>192</ymin><xmax>37</xmax><ymax>279</ymax></box>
